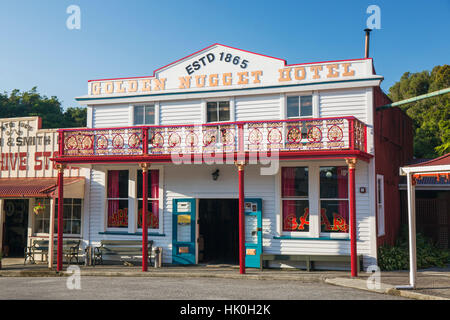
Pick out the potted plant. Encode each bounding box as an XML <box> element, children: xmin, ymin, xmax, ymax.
<box><xmin>33</xmin><ymin>202</ymin><xmax>45</xmax><ymax>215</ymax></box>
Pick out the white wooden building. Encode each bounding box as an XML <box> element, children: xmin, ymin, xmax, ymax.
<box><xmin>53</xmin><ymin>44</ymin><xmax>410</xmax><ymax>273</ymax></box>
<box><xmin>0</xmin><ymin>116</ymin><xmax>86</xmax><ymax>262</ymax></box>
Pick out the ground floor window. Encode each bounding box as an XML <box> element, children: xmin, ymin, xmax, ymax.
<box><xmin>54</xmin><ymin>199</ymin><xmax>82</xmax><ymax>235</ymax></box>
<box><xmin>107</xmin><ymin>170</ymin><xmax>129</xmax><ymax>228</ymax></box>
<box><xmin>320</xmin><ymin>166</ymin><xmax>349</xmax><ymax>233</ymax></box>
<box><xmin>34</xmin><ymin>198</ymin><xmax>51</xmax><ymax>234</ymax></box>
<box><xmin>136</xmin><ymin>169</ymin><xmax>160</xmax><ymax>230</ymax></box>
<box><xmin>280</xmin><ymin>164</ymin><xmax>350</xmax><ymax>236</ymax></box>
<box><xmin>104</xmin><ymin>168</ymin><xmax>162</xmax><ymax>232</ymax></box>
<box><xmin>33</xmin><ymin>198</ymin><xmax>82</xmax><ymax>235</ymax></box>
<box><xmin>281</xmin><ymin>167</ymin><xmax>309</xmax><ymax>232</ymax></box>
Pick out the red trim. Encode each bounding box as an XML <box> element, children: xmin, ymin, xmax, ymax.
<box><xmin>287</xmin><ymin>58</ymin><xmax>371</xmax><ymax>67</ymax></box>
<box><xmin>87</xmin><ymin>43</ymin><xmax>373</xmax><ymax>83</ymax></box>
<box><xmin>52</xmin><ymin>150</ymin><xmax>373</xmax><ymax>165</ymax></box>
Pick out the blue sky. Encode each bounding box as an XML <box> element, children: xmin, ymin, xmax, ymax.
<box><xmin>0</xmin><ymin>0</ymin><xmax>448</xmax><ymax>109</ymax></box>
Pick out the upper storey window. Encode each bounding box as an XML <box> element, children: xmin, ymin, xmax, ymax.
<box><xmin>287</xmin><ymin>95</ymin><xmax>313</xmax><ymax>118</ymax></box>
<box><xmin>134</xmin><ymin>105</ymin><xmax>155</xmax><ymax>125</ymax></box>
<box><xmin>207</xmin><ymin>101</ymin><xmax>230</xmax><ymax>123</ymax></box>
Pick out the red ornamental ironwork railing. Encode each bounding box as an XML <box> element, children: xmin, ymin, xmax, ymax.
<box><xmin>58</xmin><ymin>117</ymin><xmax>367</xmax><ymax>157</ymax></box>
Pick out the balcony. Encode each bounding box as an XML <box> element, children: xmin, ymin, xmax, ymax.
<box><xmin>57</xmin><ymin>117</ymin><xmax>370</xmax><ymax>163</ymax></box>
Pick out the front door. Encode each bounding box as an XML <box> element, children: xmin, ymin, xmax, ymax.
<box><xmin>3</xmin><ymin>199</ymin><xmax>29</xmax><ymax>257</ymax></box>
<box><xmin>244</xmin><ymin>198</ymin><xmax>262</xmax><ymax>268</ymax></box>
<box><xmin>172</xmin><ymin>198</ymin><xmax>196</xmax><ymax>264</ymax></box>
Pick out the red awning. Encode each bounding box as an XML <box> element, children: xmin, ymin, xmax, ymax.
<box><xmin>0</xmin><ymin>177</ymin><xmax>84</xmax><ymax>198</ymax></box>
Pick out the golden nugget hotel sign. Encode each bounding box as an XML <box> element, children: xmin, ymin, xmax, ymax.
<box><xmin>87</xmin><ymin>45</ymin><xmax>371</xmax><ymax>97</ymax></box>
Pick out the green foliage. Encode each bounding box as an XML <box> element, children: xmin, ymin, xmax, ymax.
<box><xmin>0</xmin><ymin>87</ymin><xmax>86</xmax><ymax>128</ymax></box>
<box><xmin>388</xmin><ymin>65</ymin><xmax>450</xmax><ymax>158</ymax></box>
<box><xmin>378</xmin><ymin>225</ymin><xmax>450</xmax><ymax>271</ymax></box>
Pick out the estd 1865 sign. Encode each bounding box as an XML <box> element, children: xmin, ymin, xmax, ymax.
<box><xmin>185</xmin><ymin>51</ymin><xmax>249</xmax><ymax>75</ymax></box>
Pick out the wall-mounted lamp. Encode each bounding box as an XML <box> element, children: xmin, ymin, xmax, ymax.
<box><xmin>212</xmin><ymin>169</ymin><xmax>220</xmax><ymax>181</ymax></box>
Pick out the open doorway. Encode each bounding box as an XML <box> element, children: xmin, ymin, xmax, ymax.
<box><xmin>198</xmin><ymin>199</ymin><xmax>239</xmax><ymax>265</ymax></box>
<box><xmin>2</xmin><ymin>199</ymin><xmax>29</xmax><ymax>257</ymax></box>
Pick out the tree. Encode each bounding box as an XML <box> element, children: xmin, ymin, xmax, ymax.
<box><xmin>388</xmin><ymin>65</ymin><xmax>450</xmax><ymax>158</ymax></box>
<box><xmin>0</xmin><ymin>87</ymin><xmax>86</xmax><ymax>128</ymax></box>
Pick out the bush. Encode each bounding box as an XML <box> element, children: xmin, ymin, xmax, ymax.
<box><xmin>378</xmin><ymin>225</ymin><xmax>450</xmax><ymax>271</ymax></box>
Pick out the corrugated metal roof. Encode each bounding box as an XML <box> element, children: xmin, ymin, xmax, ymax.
<box><xmin>406</xmin><ymin>153</ymin><xmax>450</xmax><ymax>167</ymax></box>
<box><xmin>399</xmin><ymin>175</ymin><xmax>450</xmax><ymax>185</ymax></box>
<box><xmin>0</xmin><ymin>177</ymin><xmax>83</xmax><ymax>198</ymax></box>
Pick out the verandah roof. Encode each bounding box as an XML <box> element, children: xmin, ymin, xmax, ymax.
<box><xmin>0</xmin><ymin>177</ymin><xmax>84</xmax><ymax>198</ymax></box>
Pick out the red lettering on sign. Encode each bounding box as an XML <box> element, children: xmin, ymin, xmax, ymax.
<box><xmin>34</xmin><ymin>152</ymin><xmax>43</xmax><ymax>170</ymax></box>
<box><xmin>19</xmin><ymin>152</ymin><xmax>27</xmax><ymax>170</ymax></box>
<box><xmin>9</xmin><ymin>153</ymin><xmax>18</xmax><ymax>170</ymax></box>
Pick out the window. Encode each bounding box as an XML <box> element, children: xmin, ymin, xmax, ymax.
<box><xmin>34</xmin><ymin>198</ymin><xmax>51</xmax><ymax>234</ymax></box>
<box><xmin>320</xmin><ymin>166</ymin><xmax>349</xmax><ymax>233</ymax></box>
<box><xmin>54</xmin><ymin>199</ymin><xmax>82</xmax><ymax>235</ymax></box>
<box><xmin>207</xmin><ymin>101</ymin><xmax>230</xmax><ymax>122</ymax></box>
<box><xmin>34</xmin><ymin>198</ymin><xmax>82</xmax><ymax>235</ymax></box>
<box><xmin>377</xmin><ymin>175</ymin><xmax>385</xmax><ymax>236</ymax></box>
<box><xmin>281</xmin><ymin>167</ymin><xmax>309</xmax><ymax>232</ymax></box>
<box><xmin>287</xmin><ymin>95</ymin><xmax>313</xmax><ymax>118</ymax></box>
<box><xmin>136</xmin><ymin>170</ymin><xmax>160</xmax><ymax>230</ymax></box>
<box><xmin>107</xmin><ymin>170</ymin><xmax>129</xmax><ymax>228</ymax></box>
<box><xmin>134</xmin><ymin>105</ymin><xmax>155</xmax><ymax>125</ymax></box>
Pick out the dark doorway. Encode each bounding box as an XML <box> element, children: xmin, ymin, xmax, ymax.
<box><xmin>198</xmin><ymin>199</ymin><xmax>239</xmax><ymax>264</ymax></box>
<box><xmin>3</xmin><ymin>199</ymin><xmax>29</xmax><ymax>257</ymax></box>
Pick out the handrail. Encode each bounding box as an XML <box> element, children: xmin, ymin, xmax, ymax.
<box><xmin>57</xmin><ymin>116</ymin><xmax>361</xmax><ymax>132</ymax></box>
<box><xmin>58</xmin><ymin>116</ymin><xmax>368</xmax><ymax>157</ymax></box>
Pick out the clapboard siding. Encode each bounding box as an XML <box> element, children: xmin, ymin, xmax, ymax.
<box><xmin>86</xmin><ymin>159</ymin><xmax>376</xmax><ymax>268</ymax></box>
<box><xmin>235</xmin><ymin>94</ymin><xmax>280</xmax><ymax>121</ymax></box>
<box><xmin>319</xmin><ymin>89</ymin><xmax>367</xmax><ymax>123</ymax></box>
<box><xmin>265</xmin><ymin>160</ymin><xmax>375</xmax><ymax>269</ymax></box>
<box><xmin>93</xmin><ymin>105</ymin><xmax>130</xmax><ymax>128</ymax></box>
<box><xmin>88</xmin><ymin>169</ymin><xmax>105</xmax><ymax>244</ymax></box>
<box><xmin>160</xmin><ymin>100</ymin><xmax>202</xmax><ymax>125</ymax></box>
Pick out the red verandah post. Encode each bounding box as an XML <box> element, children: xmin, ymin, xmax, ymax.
<box><xmin>143</xmin><ymin>127</ymin><xmax>149</xmax><ymax>155</ymax></box>
<box><xmin>140</xmin><ymin>163</ymin><xmax>150</xmax><ymax>271</ymax></box>
<box><xmin>346</xmin><ymin>158</ymin><xmax>358</xmax><ymax>277</ymax></box>
<box><xmin>236</xmin><ymin>161</ymin><xmax>246</xmax><ymax>274</ymax></box>
<box><xmin>56</xmin><ymin>163</ymin><xmax>66</xmax><ymax>271</ymax></box>
<box><xmin>58</xmin><ymin>130</ymin><xmax>65</xmax><ymax>157</ymax></box>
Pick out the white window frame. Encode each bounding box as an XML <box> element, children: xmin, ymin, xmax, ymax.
<box><xmin>376</xmin><ymin>174</ymin><xmax>385</xmax><ymax>236</ymax></box>
<box><xmin>135</xmin><ymin>166</ymin><xmax>164</xmax><ymax>235</ymax></box>
<box><xmin>105</xmin><ymin>169</ymin><xmax>131</xmax><ymax>232</ymax></box>
<box><xmin>286</xmin><ymin>94</ymin><xmax>314</xmax><ymax>119</ymax></box>
<box><xmin>280</xmin><ymin>165</ymin><xmax>312</xmax><ymax>238</ymax></box>
<box><xmin>133</xmin><ymin>104</ymin><xmax>156</xmax><ymax>125</ymax></box>
<box><xmin>277</xmin><ymin>161</ymin><xmax>351</xmax><ymax>239</ymax></box>
<box><xmin>33</xmin><ymin>197</ymin><xmax>82</xmax><ymax>237</ymax></box>
<box><xmin>319</xmin><ymin>165</ymin><xmax>350</xmax><ymax>239</ymax></box>
<box><xmin>205</xmin><ymin>100</ymin><xmax>231</xmax><ymax>123</ymax></box>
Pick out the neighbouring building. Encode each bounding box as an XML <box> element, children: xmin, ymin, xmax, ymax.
<box><xmin>0</xmin><ymin>117</ymin><xmax>86</xmax><ymax>260</ymax></box>
<box><xmin>51</xmin><ymin>43</ymin><xmax>413</xmax><ymax>271</ymax></box>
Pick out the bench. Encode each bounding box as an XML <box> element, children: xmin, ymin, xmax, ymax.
<box><xmin>260</xmin><ymin>254</ymin><xmax>363</xmax><ymax>271</ymax></box>
<box><xmin>93</xmin><ymin>240</ymin><xmax>154</xmax><ymax>266</ymax></box>
<box><xmin>24</xmin><ymin>239</ymin><xmax>81</xmax><ymax>265</ymax></box>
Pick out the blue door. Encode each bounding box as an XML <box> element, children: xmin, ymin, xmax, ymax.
<box><xmin>244</xmin><ymin>198</ymin><xmax>262</xmax><ymax>268</ymax></box>
<box><xmin>172</xmin><ymin>198</ymin><xmax>196</xmax><ymax>265</ymax></box>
